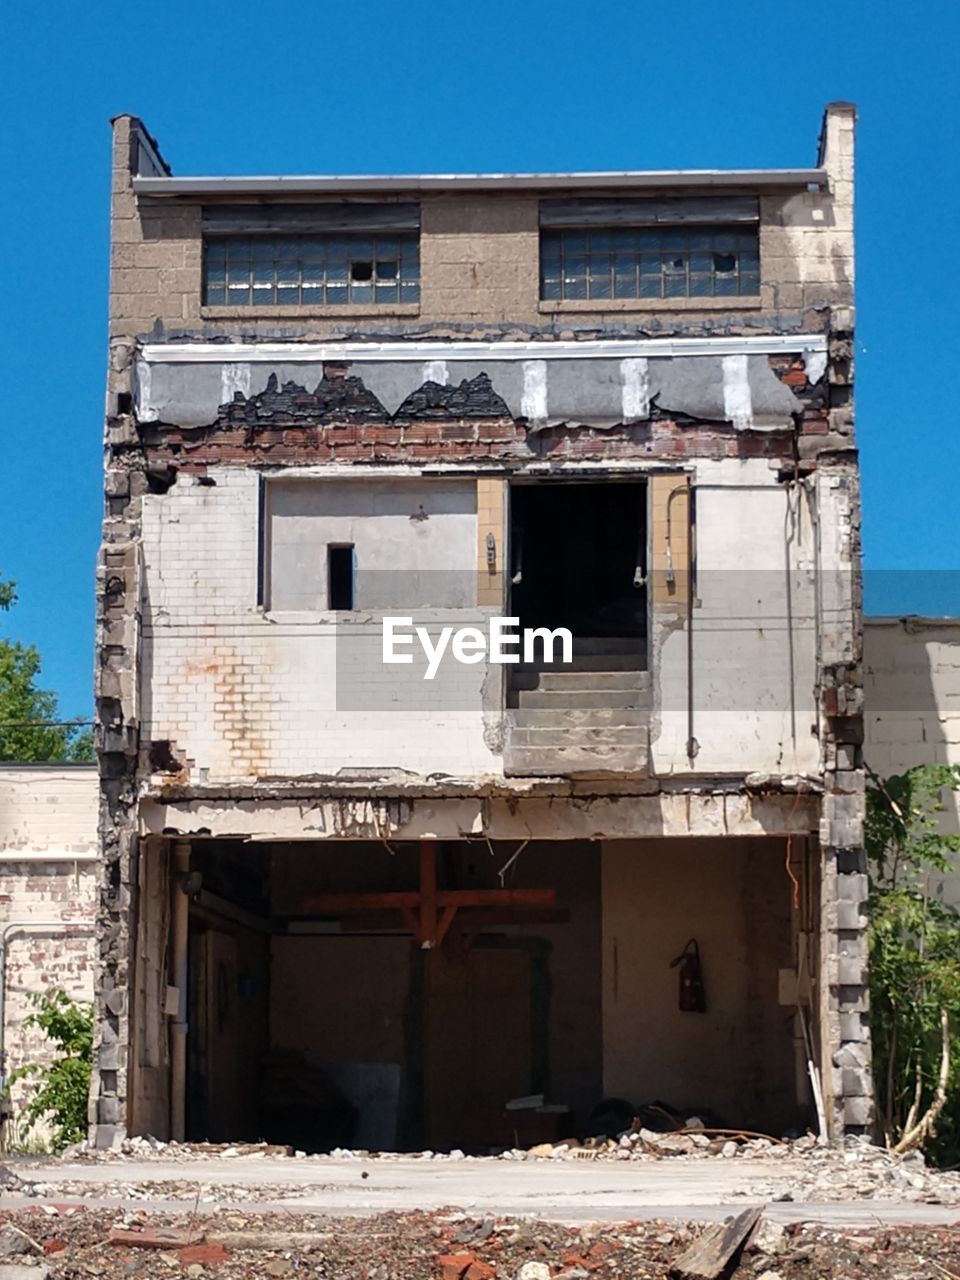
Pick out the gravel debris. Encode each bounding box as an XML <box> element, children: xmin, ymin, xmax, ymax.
<box><xmin>0</xmin><ymin>1207</ymin><xmax>956</xmax><ymax>1279</ymax></box>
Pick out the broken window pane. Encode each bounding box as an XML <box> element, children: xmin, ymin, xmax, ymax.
<box><xmin>202</xmin><ymin>232</ymin><xmax>421</xmax><ymax>307</ymax></box>
<box><xmin>540</xmin><ymin>225</ymin><xmax>760</xmax><ymax>302</ymax></box>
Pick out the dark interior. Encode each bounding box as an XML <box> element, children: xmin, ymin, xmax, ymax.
<box><xmin>509</xmin><ymin>481</ymin><xmax>647</xmax><ymax>641</ymax></box>
<box><xmin>183</xmin><ymin>839</ymin><xmax>601</xmax><ymax>1154</ymax></box>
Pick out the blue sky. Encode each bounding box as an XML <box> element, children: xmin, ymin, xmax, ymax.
<box><xmin>1</xmin><ymin>0</ymin><xmax>958</xmax><ymax>719</ymax></box>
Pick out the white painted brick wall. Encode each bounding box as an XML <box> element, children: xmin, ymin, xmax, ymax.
<box><xmin>864</xmin><ymin>618</ymin><xmax>960</xmax><ymax>902</ymax></box>
<box><xmin>141</xmin><ymin>461</ymin><xmax>840</xmax><ymax>783</ymax></box>
<box><xmin>0</xmin><ymin>766</ymin><xmax>98</xmax><ymax>1145</ymax></box>
<box><xmin>864</xmin><ymin>619</ymin><xmax>960</xmax><ymax>784</ymax></box>
<box><xmin>141</xmin><ymin>471</ymin><xmax>499</xmax><ymax>781</ymax></box>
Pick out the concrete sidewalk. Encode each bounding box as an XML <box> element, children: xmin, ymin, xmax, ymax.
<box><xmin>3</xmin><ymin>1154</ymin><xmax>960</xmax><ymax>1227</ymax></box>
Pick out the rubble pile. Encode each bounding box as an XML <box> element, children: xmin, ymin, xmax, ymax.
<box><xmin>76</xmin><ymin>1139</ymin><xmax>296</xmax><ymax>1163</ymax></box>
<box><xmin>507</xmin><ymin>1133</ymin><xmax>960</xmax><ymax>1205</ymax></box>
<box><xmin>0</xmin><ymin>1207</ymin><xmax>957</xmax><ymax>1280</ymax></box>
<box><xmin>10</xmin><ymin>1177</ymin><xmax>314</xmax><ymax>1207</ymax></box>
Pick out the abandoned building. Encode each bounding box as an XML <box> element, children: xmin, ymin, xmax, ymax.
<box><xmin>87</xmin><ymin>103</ymin><xmax>868</xmax><ymax>1152</ymax></box>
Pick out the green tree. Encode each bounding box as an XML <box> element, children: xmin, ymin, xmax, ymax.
<box><xmin>0</xmin><ymin>575</ymin><xmax>93</xmax><ymax>762</ymax></box>
<box><xmin>867</xmin><ymin>764</ymin><xmax>960</xmax><ymax>1160</ymax></box>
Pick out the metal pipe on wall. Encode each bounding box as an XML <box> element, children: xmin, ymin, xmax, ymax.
<box><xmin>169</xmin><ymin>840</ymin><xmax>191</xmax><ymax>1142</ymax></box>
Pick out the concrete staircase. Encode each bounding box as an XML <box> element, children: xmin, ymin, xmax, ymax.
<box><xmin>503</xmin><ymin>641</ymin><xmax>650</xmax><ymax>777</ymax></box>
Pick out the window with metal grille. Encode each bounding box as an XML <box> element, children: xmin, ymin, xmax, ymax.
<box><xmin>540</xmin><ymin>227</ymin><xmax>760</xmax><ymax>301</ymax></box>
<box><xmin>203</xmin><ymin>233</ymin><xmax>420</xmax><ymax>307</ymax></box>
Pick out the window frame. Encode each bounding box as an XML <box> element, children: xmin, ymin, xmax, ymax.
<box><xmin>326</xmin><ymin>543</ymin><xmax>356</xmax><ymax>612</ymax></box>
<box><xmin>202</xmin><ymin>230</ymin><xmax>421</xmax><ymax>309</ymax></box>
<box><xmin>539</xmin><ymin>224</ymin><xmax>760</xmax><ymax>304</ymax></box>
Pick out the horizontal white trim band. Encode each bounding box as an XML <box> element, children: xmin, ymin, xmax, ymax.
<box><xmin>140</xmin><ymin>334</ymin><xmax>828</xmax><ymax>365</ymax></box>
<box><xmin>0</xmin><ymin>851</ymin><xmax>98</xmax><ymax>863</ymax></box>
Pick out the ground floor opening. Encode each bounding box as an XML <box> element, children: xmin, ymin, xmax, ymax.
<box><xmin>129</xmin><ymin>833</ymin><xmax>818</xmax><ymax>1153</ymax></box>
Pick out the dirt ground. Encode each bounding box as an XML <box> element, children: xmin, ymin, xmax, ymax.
<box><xmin>0</xmin><ymin>1206</ymin><xmax>959</xmax><ymax>1280</ymax></box>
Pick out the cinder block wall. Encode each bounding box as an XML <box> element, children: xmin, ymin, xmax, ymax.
<box><xmin>108</xmin><ymin>108</ymin><xmax>854</xmax><ymax>346</ymax></box>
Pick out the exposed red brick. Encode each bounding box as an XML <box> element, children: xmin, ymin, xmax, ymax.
<box><xmin>464</xmin><ymin>1261</ymin><xmax>496</xmax><ymax>1280</ymax></box>
<box><xmin>179</xmin><ymin>1242</ymin><xmax>231</xmax><ymax>1267</ymax></box>
<box><xmin>438</xmin><ymin>1251</ymin><xmax>478</xmax><ymax>1280</ymax></box>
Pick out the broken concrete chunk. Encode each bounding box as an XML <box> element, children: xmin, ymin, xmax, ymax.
<box><xmin>750</xmin><ymin>1219</ymin><xmax>788</xmax><ymax>1256</ymax></box>
<box><xmin>0</xmin><ymin>1229</ymin><xmax>40</xmax><ymax>1259</ymax></box>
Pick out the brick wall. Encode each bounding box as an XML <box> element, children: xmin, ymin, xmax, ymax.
<box><xmin>0</xmin><ymin>766</ymin><xmax>98</xmax><ymax>1147</ymax></box>
<box><xmin>138</xmin><ymin>456</ymin><xmax>823</xmax><ymax>784</ymax></box>
<box><xmin>140</xmin><ymin>470</ymin><xmax>501</xmax><ymax>781</ymax></box>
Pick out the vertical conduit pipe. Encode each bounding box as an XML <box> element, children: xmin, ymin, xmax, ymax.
<box><xmin>169</xmin><ymin>840</ymin><xmax>190</xmax><ymax>1142</ymax></box>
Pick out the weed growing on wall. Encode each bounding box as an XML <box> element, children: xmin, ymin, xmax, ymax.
<box><xmin>6</xmin><ymin>988</ymin><xmax>93</xmax><ymax>1151</ymax></box>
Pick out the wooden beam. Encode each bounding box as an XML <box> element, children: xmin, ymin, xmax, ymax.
<box><xmin>303</xmin><ymin>889</ymin><xmax>557</xmax><ymax>914</ymax></box>
<box><xmin>434</xmin><ymin>904</ymin><xmax>458</xmax><ymax>948</ymax></box>
<box><xmin>303</xmin><ymin>892</ymin><xmax>421</xmax><ymax>913</ymax></box>
<box><xmin>420</xmin><ymin>839</ymin><xmax>438</xmax><ymax>948</ymax></box>
<box><xmin>437</xmin><ymin>889</ymin><xmax>556</xmax><ymax>909</ymax></box>
<box><xmin>306</xmin><ymin>907</ymin><xmax>571</xmax><ymax>933</ymax></box>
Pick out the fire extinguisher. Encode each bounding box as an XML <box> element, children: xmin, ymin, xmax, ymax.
<box><xmin>670</xmin><ymin>938</ymin><xmax>706</xmax><ymax>1013</ymax></box>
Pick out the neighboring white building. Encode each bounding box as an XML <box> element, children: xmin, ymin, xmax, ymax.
<box><xmin>0</xmin><ymin>764</ymin><xmax>98</xmax><ymax>1146</ymax></box>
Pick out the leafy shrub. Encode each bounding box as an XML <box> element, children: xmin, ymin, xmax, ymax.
<box><xmin>867</xmin><ymin>764</ymin><xmax>960</xmax><ymax>1161</ymax></box>
<box><xmin>6</xmin><ymin>988</ymin><xmax>93</xmax><ymax>1151</ymax></box>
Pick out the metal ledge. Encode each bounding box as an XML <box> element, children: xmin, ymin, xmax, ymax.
<box><xmin>133</xmin><ymin>168</ymin><xmax>828</xmax><ymax>198</ymax></box>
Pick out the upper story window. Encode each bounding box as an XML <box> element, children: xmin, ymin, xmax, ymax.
<box><xmin>203</xmin><ymin>233</ymin><xmax>420</xmax><ymax>307</ymax></box>
<box><xmin>540</xmin><ymin>227</ymin><xmax>759</xmax><ymax>301</ymax></box>
<box><xmin>201</xmin><ymin>202</ymin><xmax>421</xmax><ymax>308</ymax></box>
<box><xmin>539</xmin><ymin>196</ymin><xmax>760</xmax><ymax>303</ymax></box>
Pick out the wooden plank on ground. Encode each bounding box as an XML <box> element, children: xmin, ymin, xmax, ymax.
<box><xmin>669</xmin><ymin>1207</ymin><xmax>763</xmax><ymax>1280</ymax></box>
<box><xmin>108</xmin><ymin>1227</ymin><xmax>204</xmax><ymax>1249</ymax></box>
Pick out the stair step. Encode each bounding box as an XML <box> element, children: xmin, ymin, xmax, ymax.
<box><xmin>537</xmin><ymin>670</ymin><xmax>648</xmax><ymax>691</ymax></box>
<box><xmin>510</xmin><ymin>708</ymin><xmax>648</xmax><ymax>727</ymax></box>
<box><xmin>514</xmin><ymin>653</ymin><xmax>646</xmax><ymax>673</ymax></box>
<box><xmin>512</xmin><ymin>669</ymin><xmax>650</xmax><ymax>693</ymax></box>
<box><xmin>504</xmin><ymin>743</ymin><xmax>650</xmax><ymax>778</ymax></box>
<box><xmin>570</xmin><ymin>637</ymin><xmax>645</xmax><ymax>655</ymax></box>
<box><xmin>509</xmin><ymin>726</ymin><xmax>647</xmax><ymax>747</ymax></box>
<box><xmin>518</xmin><ymin>689</ymin><xmax>651</xmax><ymax>710</ymax></box>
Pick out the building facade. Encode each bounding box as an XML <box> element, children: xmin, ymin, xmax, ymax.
<box><xmin>90</xmin><ymin>104</ymin><xmax>868</xmax><ymax>1150</ymax></box>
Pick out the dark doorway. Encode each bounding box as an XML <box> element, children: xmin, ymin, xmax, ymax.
<box><xmin>509</xmin><ymin>481</ymin><xmax>647</xmax><ymax>644</ymax></box>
